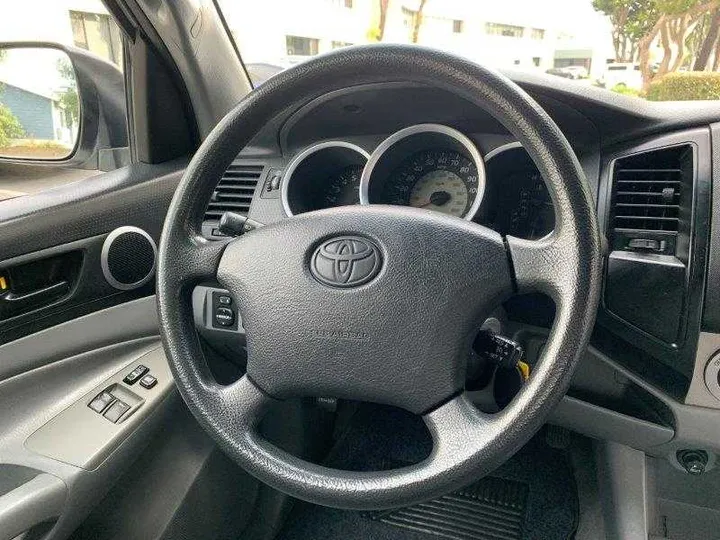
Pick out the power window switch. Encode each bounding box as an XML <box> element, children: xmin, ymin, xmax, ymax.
<box><xmin>123</xmin><ymin>364</ymin><xmax>149</xmax><ymax>385</ymax></box>
<box><xmin>103</xmin><ymin>400</ymin><xmax>130</xmax><ymax>423</ymax></box>
<box><xmin>88</xmin><ymin>391</ymin><xmax>115</xmax><ymax>413</ymax></box>
<box><xmin>140</xmin><ymin>374</ymin><xmax>157</xmax><ymax>389</ymax></box>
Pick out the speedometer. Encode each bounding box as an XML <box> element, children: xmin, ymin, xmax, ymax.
<box><xmin>385</xmin><ymin>149</ymin><xmax>478</xmax><ymax>218</ymax></box>
<box><xmin>360</xmin><ymin>124</ymin><xmax>485</xmax><ymax>220</ymax></box>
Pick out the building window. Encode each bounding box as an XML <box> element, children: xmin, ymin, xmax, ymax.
<box><xmin>286</xmin><ymin>35</ymin><xmax>319</xmax><ymax>56</ymax></box>
<box><xmin>332</xmin><ymin>41</ymin><xmax>353</xmax><ymax>49</ymax></box>
<box><xmin>531</xmin><ymin>28</ymin><xmax>545</xmax><ymax>40</ymax></box>
<box><xmin>69</xmin><ymin>11</ymin><xmax>122</xmax><ymax>66</ymax></box>
<box><xmin>402</xmin><ymin>7</ymin><xmax>416</xmax><ymax>29</ymax></box>
<box><xmin>453</xmin><ymin>20</ymin><xmax>463</xmax><ymax>33</ymax></box>
<box><xmin>485</xmin><ymin>22</ymin><xmax>524</xmax><ymax>38</ymax></box>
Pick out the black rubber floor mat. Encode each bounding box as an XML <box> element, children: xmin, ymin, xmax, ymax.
<box><xmin>278</xmin><ymin>405</ymin><xmax>578</xmax><ymax>540</ymax></box>
<box><xmin>368</xmin><ymin>476</ymin><xmax>528</xmax><ymax>540</ymax></box>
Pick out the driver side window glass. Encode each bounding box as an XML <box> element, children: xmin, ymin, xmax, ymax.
<box><xmin>0</xmin><ymin>1</ymin><xmax>126</xmax><ymax>203</ymax></box>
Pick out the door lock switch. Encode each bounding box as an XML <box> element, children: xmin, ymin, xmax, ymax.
<box><xmin>103</xmin><ymin>400</ymin><xmax>131</xmax><ymax>423</ymax></box>
<box><xmin>88</xmin><ymin>391</ymin><xmax>115</xmax><ymax>413</ymax></box>
<box><xmin>123</xmin><ymin>364</ymin><xmax>149</xmax><ymax>385</ymax></box>
<box><xmin>140</xmin><ymin>374</ymin><xmax>157</xmax><ymax>389</ymax></box>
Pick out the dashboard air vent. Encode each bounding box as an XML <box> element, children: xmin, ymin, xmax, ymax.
<box><xmin>612</xmin><ymin>160</ymin><xmax>680</xmax><ymax>232</ymax></box>
<box><xmin>204</xmin><ymin>163</ymin><xmax>263</xmax><ymax>221</ymax></box>
<box><xmin>609</xmin><ymin>145</ymin><xmax>692</xmax><ymax>255</ymax></box>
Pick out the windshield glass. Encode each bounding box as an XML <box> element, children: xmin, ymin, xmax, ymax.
<box><xmin>217</xmin><ymin>0</ymin><xmax>720</xmax><ymax>101</ymax></box>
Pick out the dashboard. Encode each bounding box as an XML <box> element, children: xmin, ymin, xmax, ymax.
<box><xmin>198</xmin><ymin>80</ymin><xmax>716</xmax><ymax>408</ymax></box>
<box><xmin>281</xmin><ymin>123</ymin><xmax>554</xmax><ymax>240</ymax></box>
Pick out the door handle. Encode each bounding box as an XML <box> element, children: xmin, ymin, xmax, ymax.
<box><xmin>1</xmin><ymin>280</ymin><xmax>70</xmax><ymax>309</ymax></box>
<box><xmin>0</xmin><ymin>473</ymin><xmax>67</xmax><ymax>540</ymax></box>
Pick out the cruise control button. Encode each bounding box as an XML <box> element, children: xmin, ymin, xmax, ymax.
<box><xmin>215</xmin><ymin>307</ymin><xmax>235</xmax><ymax>327</ymax></box>
<box><xmin>123</xmin><ymin>364</ymin><xmax>149</xmax><ymax>385</ymax></box>
<box><xmin>103</xmin><ymin>400</ymin><xmax>130</xmax><ymax>423</ymax></box>
<box><xmin>218</xmin><ymin>295</ymin><xmax>232</xmax><ymax>305</ymax></box>
<box><xmin>140</xmin><ymin>374</ymin><xmax>157</xmax><ymax>389</ymax></box>
<box><xmin>88</xmin><ymin>391</ymin><xmax>115</xmax><ymax>413</ymax></box>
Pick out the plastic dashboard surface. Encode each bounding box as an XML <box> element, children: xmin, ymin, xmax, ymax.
<box><xmin>200</xmin><ymin>81</ymin><xmax>716</xmax><ymax>399</ymax></box>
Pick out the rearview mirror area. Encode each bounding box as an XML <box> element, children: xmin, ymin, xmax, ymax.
<box><xmin>0</xmin><ymin>46</ymin><xmax>79</xmax><ymax>160</ymax></box>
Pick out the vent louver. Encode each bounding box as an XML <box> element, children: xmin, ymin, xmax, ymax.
<box><xmin>612</xmin><ymin>163</ymin><xmax>681</xmax><ymax>233</ymax></box>
<box><xmin>204</xmin><ymin>164</ymin><xmax>263</xmax><ymax>221</ymax></box>
<box><xmin>609</xmin><ymin>145</ymin><xmax>692</xmax><ymax>255</ymax></box>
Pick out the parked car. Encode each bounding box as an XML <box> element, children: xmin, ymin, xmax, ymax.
<box><xmin>546</xmin><ymin>65</ymin><xmax>587</xmax><ymax>80</ymax></box>
<box><xmin>598</xmin><ymin>62</ymin><xmax>643</xmax><ymax>90</ymax></box>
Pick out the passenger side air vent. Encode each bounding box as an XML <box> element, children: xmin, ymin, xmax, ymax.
<box><xmin>609</xmin><ymin>145</ymin><xmax>693</xmax><ymax>255</ymax></box>
<box><xmin>204</xmin><ymin>163</ymin><xmax>263</xmax><ymax>221</ymax></box>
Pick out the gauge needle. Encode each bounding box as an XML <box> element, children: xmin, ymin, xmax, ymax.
<box><xmin>419</xmin><ymin>191</ymin><xmax>452</xmax><ymax>208</ymax></box>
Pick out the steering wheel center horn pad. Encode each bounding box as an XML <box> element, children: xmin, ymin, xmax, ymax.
<box><xmin>157</xmin><ymin>44</ymin><xmax>602</xmax><ymax>510</ymax></box>
<box><xmin>218</xmin><ymin>206</ymin><xmax>512</xmax><ymax>415</ymax></box>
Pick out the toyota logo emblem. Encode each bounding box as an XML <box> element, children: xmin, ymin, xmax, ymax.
<box><xmin>310</xmin><ymin>236</ymin><xmax>382</xmax><ymax>288</ymax></box>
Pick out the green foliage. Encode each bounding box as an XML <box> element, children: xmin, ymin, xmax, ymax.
<box><xmin>0</xmin><ymin>102</ymin><xmax>25</xmax><ymax>147</ymax></box>
<box><xmin>56</xmin><ymin>58</ymin><xmax>79</xmax><ymax>124</ymax></box>
<box><xmin>647</xmin><ymin>71</ymin><xmax>720</xmax><ymax>100</ymax></box>
<box><xmin>611</xmin><ymin>82</ymin><xmax>644</xmax><ymax>96</ymax></box>
<box><xmin>592</xmin><ymin>0</ymin><xmax>660</xmax><ymax>60</ymax></box>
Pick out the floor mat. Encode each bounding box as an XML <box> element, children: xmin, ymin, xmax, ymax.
<box><xmin>368</xmin><ymin>475</ymin><xmax>527</xmax><ymax>540</ymax></box>
<box><xmin>277</xmin><ymin>404</ymin><xmax>578</xmax><ymax>540</ymax></box>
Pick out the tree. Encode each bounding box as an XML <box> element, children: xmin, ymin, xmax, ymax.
<box><xmin>0</xmin><ymin>103</ymin><xmax>24</xmax><ymax>148</ymax></box>
<box><xmin>56</xmin><ymin>59</ymin><xmax>79</xmax><ymax>125</ymax></box>
<box><xmin>0</xmin><ymin>51</ymin><xmax>25</xmax><ymax>147</ymax></box>
<box><xmin>410</xmin><ymin>0</ymin><xmax>427</xmax><ymax>44</ymax></box>
<box><xmin>693</xmin><ymin>7</ymin><xmax>720</xmax><ymax>69</ymax></box>
<box><xmin>378</xmin><ymin>0</ymin><xmax>390</xmax><ymax>41</ymax></box>
<box><xmin>368</xmin><ymin>0</ymin><xmax>390</xmax><ymax>42</ymax></box>
<box><xmin>637</xmin><ymin>1</ymin><xmax>720</xmax><ymax>90</ymax></box>
<box><xmin>593</xmin><ymin>0</ymin><xmax>659</xmax><ymax>61</ymax></box>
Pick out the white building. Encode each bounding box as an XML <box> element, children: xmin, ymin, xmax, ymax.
<box><xmin>223</xmin><ymin>0</ymin><xmax>613</xmax><ymax>75</ymax></box>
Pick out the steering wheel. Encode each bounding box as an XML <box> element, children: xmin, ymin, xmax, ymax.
<box><xmin>157</xmin><ymin>45</ymin><xmax>602</xmax><ymax>510</ymax></box>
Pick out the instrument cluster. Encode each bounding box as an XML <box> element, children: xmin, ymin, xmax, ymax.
<box><xmin>281</xmin><ymin>124</ymin><xmax>555</xmax><ymax>240</ymax></box>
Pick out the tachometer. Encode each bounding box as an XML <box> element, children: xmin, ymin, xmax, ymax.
<box><xmin>282</xmin><ymin>141</ymin><xmax>369</xmax><ymax>216</ymax></box>
<box><xmin>323</xmin><ymin>164</ymin><xmax>363</xmax><ymax>207</ymax></box>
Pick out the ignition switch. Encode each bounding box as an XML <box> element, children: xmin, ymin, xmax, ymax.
<box><xmin>677</xmin><ymin>449</ymin><xmax>708</xmax><ymax>475</ymax></box>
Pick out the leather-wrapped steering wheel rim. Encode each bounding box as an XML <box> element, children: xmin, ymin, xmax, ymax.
<box><xmin>157</xmin><ymin>44</ymin><xmax>602</xmax><ymax>510</ymax></box>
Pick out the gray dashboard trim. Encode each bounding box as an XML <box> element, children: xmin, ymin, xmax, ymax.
<box><xmin>280</xmin><ymin>140</ymin><xmax>370</xmax><ymax>217</ymax></box>
<box><xmin>484</xmin><ymin>141</ymin><xmax>523</xmax><ymax>161</ymax></box>
<box><xmin>359</xmin><ymin>123</ymin><xmax>486</xmax><ymax>221</ymax></box>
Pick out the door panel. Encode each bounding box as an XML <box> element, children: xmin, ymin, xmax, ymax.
<box><xmin>0</xmin><ymin>161</ymin><xmax>185</xmax><ymax>343</ymax></box>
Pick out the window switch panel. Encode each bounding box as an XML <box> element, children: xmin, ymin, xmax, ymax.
<box><xmin>103</xmin><ymin>400</ymin><xmax>130</xmax><ymax>423</ymax></box>
<box><xmin>123</xmin><ymin>364</ymin><xmax>149</xmax><ymax>385</ymax></box>
<box><xmin>88</xmin><ymin>391</ymin><xmax>115</xmax><ymax>413</ymax></box>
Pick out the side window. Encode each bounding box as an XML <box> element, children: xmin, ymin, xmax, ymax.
<box><xmin>0</xmin><ymin>1</ymin><xmax>127</xmax><ymax>203</ymax></box>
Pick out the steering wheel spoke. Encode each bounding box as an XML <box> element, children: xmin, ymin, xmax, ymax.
<box><xmin>164</xmin><ymin>233</ymin><xmax>230</xmax><ymax>289</ymax></box>
<box><xmin>423</xmin><ymin>395</ymin><xmax>497</xmax><ymax>464</ymax></box>
<box><xmin>506</xmin><ymin>233</ymin><xmax>569</xmax><ymax>300</ymax></box>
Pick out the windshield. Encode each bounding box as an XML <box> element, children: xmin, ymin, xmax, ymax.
<box><xmin>217</xmin><ymin>0</ymin><xmax>720</xmax><ymax>101</ymax></box>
